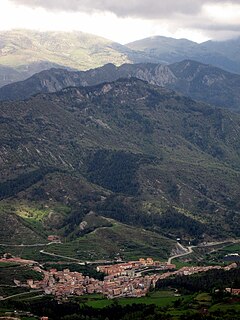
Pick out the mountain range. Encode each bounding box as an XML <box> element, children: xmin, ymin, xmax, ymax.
<box><xmin>0</xmin><ymin>29</ymin><xmax>158</xmax><ymax>87</ymax></box>
<box><xmin>127</xmin><ymin>36</ymin><xmax>240</xmax><ymax>74</ymax></box>
<box><xmin>1</xmin><ymin>30</ymin><xmax>240</xmax><ymax>88</ymax></box>
<box><xmin>1</xmin><ymin>60</ymin><xmax>240</xmax><ymax>112</ymax></box>
<box><xmin>1</xmin><ymin>29</ymin><xmax>240</xmax><ymax>260</ymax></box>
<box><xmin>1</xmin><ymin>78</ymin><xmax>240</xmax><ymax>258</ymax></box>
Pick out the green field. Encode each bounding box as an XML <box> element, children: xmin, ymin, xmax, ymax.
<box><xmin>73</xmin><ymin>290</ymin><xmax>193</xmax><ymax>309</ymax></box>
<box><xmin>0</xmin><ymin>245</ymin><xmax>52</xmax><ymax>262</ymax></box>
<box><xmin>221</xmin><ymin>243</ymin><xmax>240</xmax><ymax>254</ymax></box>
<box><xmin>198</xmin><ymin>242</ymin><xmax>240</xmax><ymax>264</ymax></box>
<box><xmin>0</xmin><ymin>218</ymin><xmax>174</xmax><ymax>263</ymax></box>
<box><xmin>209</xmin><ymin>301</ymin><xmax>240</xmax><ymax>312</ymax></box>
<box><xmin>2</xmin><ymin>289</ymin><xmax>240</xmax><ymax>320</ymax></box>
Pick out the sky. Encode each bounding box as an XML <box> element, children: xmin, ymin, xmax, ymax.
<box><xmin>0</xmin><ymin>0</ymin><xmax>240</xmax><ymax>44</ymax></box>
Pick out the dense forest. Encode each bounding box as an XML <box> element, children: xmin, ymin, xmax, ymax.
<box><xmin>86</xmin><ymin>150</ymin><xmax>143</xmax><ymax>196</ymax></box>
<box><xmin>0</xmin><ymin>167</ymin><xmax>56</xmax><ymax>200</ymax></box>
<box><xmin>96</xmin><ymin>197</ymin><xmax>206</xmax><ymax>239</ymax></box>
<box><xmin>3</xmin><ymin>297</ymin><xmax>240</xmax><ymax>320</ymax></box>
<box><xmin>156</xmin><ymin>267</ymin><xmax>240</xmax><ymax>294</ymax></box>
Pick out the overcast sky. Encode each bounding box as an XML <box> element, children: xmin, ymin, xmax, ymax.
<box><xmin>0</xmin><ymin>0</ymin><xmax>240</xmax><ymax>43</ymax></box>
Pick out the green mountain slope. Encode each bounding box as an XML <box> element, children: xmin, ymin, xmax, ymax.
<box><xmin>1</xmin><ymin>30</ymin><xmax>240</xmax><ymax>89</ymax></box>
<box><xmin>0</xmin><ymin>79</ymin><xmax>240</xmax><ymax>257</ymax></box>
<box><xmin>0</xmin><ymin>29</ymin><xmax>157</xmax><ymax>87</ymax></box>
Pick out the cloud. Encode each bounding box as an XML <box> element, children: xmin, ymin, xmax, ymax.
<box><xmin>8</xmin><ymin>0</ymin><xmax>240</xmax><ymax>41</ymax></box>
<box><xmin>8</xmin><ymin>0</ymin><xmax>238</xmax><ymax>18</ymax></box>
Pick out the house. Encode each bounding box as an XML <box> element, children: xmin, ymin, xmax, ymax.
<box><xmin>226</xmin><ymin>288</ymin><xmax>240</xmax><ymax>295</ymax></box>
<box><xmin>47</xmin><ymin>235</ymin><xmax>61</xmax><ymax>242</ymax></box>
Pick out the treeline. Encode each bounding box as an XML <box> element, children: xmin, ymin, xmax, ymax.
<box><xmin>1</xmin><ymin>300</ymin><xmax>167</xmax><ymax>320</ymax></box>
<box><xmin>62</xmin><ymin>194</ymin><xmax>206</xmax><ymax>240</ymax></box>
<box><xmin>0</xmin><ymin>167</ymin><xmax>56</xmax><ymax>199</ymax></box>
<box><xmin>156</xmin><ymin>267</ymin><xmax>240</xmax><ymax>294</ymax></box>
<box><xmin>4</xmin><ymin>298</ymin><xmax>240</xmax><ymax>320</ymax></box>
<box><xmin>96</xmin><ymin>196</ymin><xmax>206</xmax><ymax>238</ymax></box>
<box><xmin>63</xmin><ymin>206</ymin><xmax>89</xmax><ymax>237</ymax></box>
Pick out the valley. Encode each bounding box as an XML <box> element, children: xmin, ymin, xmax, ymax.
<box><xmin>0</xmin><ymin>25</ymin><xmax>240</xmax><ymax>320</ymax></box>
<box><xmin>0</xmin><ymin>239</ymin><xmax>240</xmax><ymax>320</ymax></box>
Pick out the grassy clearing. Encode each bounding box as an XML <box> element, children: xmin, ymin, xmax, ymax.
<box><xmin>209</xmin><ymin>301</ymin><xmax>240</xmax><ymax>312</ymax></box>
<box><xmin>16</xmin><ymin>205</ymin><xmax>50</xmax><ymax>221</ymax></box>
<box><xmin>195</xmin><ymin>292</ymin><xmax>212</xmax><ymax>302</ymax></box>
<box><xmin>0</xmin><ymin>245</ymin><xmax>50</xmax><ymax>262</ymax></box>
<box><xmin>221</xmin><ymin>243</ymin><xmax>240</xmax><ymax>254</ymax></box>
<box><xmin>75</xmin><ymin>290</ymin><xmax>192</xmax><ymax>309</ymax></box>
<box><xmin>171</xmin><ymin>259</ymin><xmax>197</xmax><ymax>269</ymax></box>
<box><xmin>118</xmin><ymin>293</ymin><xmax>181</xmax><ymax>308</ymax></box>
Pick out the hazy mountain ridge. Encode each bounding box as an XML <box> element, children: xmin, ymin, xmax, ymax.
<box><xmin>0</xmin><ymin>29</ymin><xmax>159</xmax><ymax>87</ymax></box>
<box><xmin>0</xmin><ymin>61</ymin><xmax>66</xmax><ymax>87</ymax></box>
<box><xmin>1</xmin><ymin>60</ymin><xmax>240</xmax><ymax>111</ymax></box>
<box><xmin>1</xmin><ymin>78</ymin><xmax>240</xmax><ymax>244</ymax></box>
<box><xmin>127</xmin><ymin>36</ymin><xmax>240</xmax><ymax>74</ymax></box>
<box><xmin>1</xmin><ymin>30</ymin><xmax>240</xmax><ymax>89</ymax></box>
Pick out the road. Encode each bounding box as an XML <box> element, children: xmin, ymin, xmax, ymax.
<box><xmin>1</xmin><ymin>237</ymin><xmax>239</xmax><ymax>266</ymax></box>
<box><xmin>39</xmin><ymin>250</ymin><xmax>120</xmax><ymax>265</ymax></box>
<box><xmin>39</xmin><ymin>250</ymin><xmax>85</xmax><ymax>264</ymax></box>
<box><xmin>167</xmin><ymin>238</ymin><xmax>240</xmax><ymax>264</ymax></box>
<box><xmin>168</xmin><ymin>244</ymin><xmax>193</xmax><ymax>264</ymax></box>
<box><xmin>0</xmin><ymin>241</ymin><xmax>61</xmax><ymax>247</ymax></box>
<box><xmin>0</xmin><ymin>290</ymin><xmax>42</xmax><ymax>301</ymax></box>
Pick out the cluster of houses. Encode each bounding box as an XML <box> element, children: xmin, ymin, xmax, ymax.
<box><xmin>24</xmin><ymin>260</ymin><xmax>238</xmax><ymax>300</ymax></box>
<box><xmin>156</xmin><ymin>263</ymin><xmax>238</xmax><ymax>280</ymax></box>
<box><xmin>25</xmin><ymin>258</ymin><xmax>176</xmax><ymax>299</ymax></box>
<box><xmin>97</xmin><ymin>258</ymin><xmax>176</xmax><ymax>277</ymax></box>
<box><xmin>1</xmin><ymin>253</ymin><xmax>239</xmax><ymax>300</ymax></box>
<box><xmin>27</xmin><ymin>266</ymin><xmax>160</xmax><ymax>299</ymax></box>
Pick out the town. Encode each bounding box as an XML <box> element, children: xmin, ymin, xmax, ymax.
<box><xmin>25</xmin><ymin>258</ymin><xmax>176</xmax><ymax>299</ymax></box>
<box><xmin>1</xmin><ymin>255</ymin><xmax>238</xmax><ymax>300</ymax></box>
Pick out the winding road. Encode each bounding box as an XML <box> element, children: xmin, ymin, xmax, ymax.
<box><xmin>0</xmin><ymin>241</ymin><xmax>61</xmax><ymax>247</ymax></box>
<box><xmin>168</xmin><ymin>244</ymin><xmax>193</xmax><ymax>264</ymax></box>
<box><xmin>39</xmin><ymin>249</ymin><xmax>85</xmax><ymax>264</ymax></box>
<box><xmin>0</xmin><ymin>290</ymin><xmax>42</xmax><ymax>301</ymax></box>
<box><xmin>167</xmin><ymin>238</ymin><xmax>240</xmax><ymax>264</ymax></box>
<box><xmin>1</xmin><ymin>237</ymin><xmax>239</xmax><ymax>266</ymax></box>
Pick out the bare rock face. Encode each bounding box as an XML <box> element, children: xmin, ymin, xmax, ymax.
<box><xmin>79</xmin><ymin>221</ymin><xmax>88</xmax><ymax>230</ymax></box>
<box><xmin>134</xmin><ymin>65</ymin><xmax>176</xmax><ymax>86</ymax></box>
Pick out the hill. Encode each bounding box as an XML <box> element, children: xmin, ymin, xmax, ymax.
<box><xmin>127</xmin><ymin>36</ymin><xmax>240</xmax><ymax>74</ymax></box>
<box><xmin>1</xmin><ymin>30</ymin><xmax>240</xmax><ymax>89</ymax></box>
<box><xmin>0</xmin><ymin>78</ymin><xmax>240</xmax><ymax>254</ymax></box>
<box><xmin>1</xmin><ymin>60</ymin><xmax>240</xmax><ymax>111</ymax></box>
<box><xmin>0</xmin><ymin>29</ymin><xmax>157</xmax><ymax>87</ymax></box>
